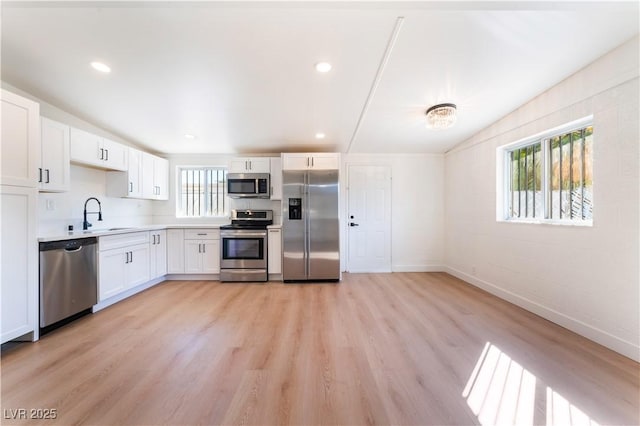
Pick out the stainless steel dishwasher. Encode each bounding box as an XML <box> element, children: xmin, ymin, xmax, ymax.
<box><xmin>39</xmin><ymin>237</ymin><xmax>98</xmax><ymax>332</ymax></box>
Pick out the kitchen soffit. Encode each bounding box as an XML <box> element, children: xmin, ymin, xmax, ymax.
<box><xmin>1</xmin><ymin>1</ymin><xmax>638</xmax><ymax>155</ymax></box>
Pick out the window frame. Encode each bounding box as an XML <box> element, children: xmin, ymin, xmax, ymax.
<box><xmin>175</xmin><ymin>165</ymin><xmax>229</xmax><ymax>218</ymax></box>
<box><xmin>498</xmin><ymin>116</ymin><xmax>593</xmax><ymax>226</ymax></box>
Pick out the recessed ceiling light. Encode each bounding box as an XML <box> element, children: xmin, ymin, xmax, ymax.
<box><xmin>90</xmin><ymin>61</ymin><xmax>111</xmax><ymax>73</ymax></box>
<box><xmin>315</xmin><ymin>62</ymin><xmax>332</xmax><ymax>73</ymax></box>
<box><xmin>184</xmin><ymin>133</ymin><xmax>197</xmax><ymax>140</ymax></box>
<box><xmin>315</xmin><ymin>133</ymin><xmax>326</xmax><ymax>139</ymax></box>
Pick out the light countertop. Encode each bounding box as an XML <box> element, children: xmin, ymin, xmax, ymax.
<box><xmin>38</xmin><ymin>224</ymin><xmax>224</xmax><ymax>242</ymax></box>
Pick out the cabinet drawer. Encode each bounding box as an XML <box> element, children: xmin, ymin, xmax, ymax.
<box><xmin>99</xmin><ymin>231</ymin><xmax>149</xmax><ymax>251</ymax></box>
<box><xmin>184</xmin><ymin>229</ymin><xmax>220</xmax><ymax>240</ymax></box>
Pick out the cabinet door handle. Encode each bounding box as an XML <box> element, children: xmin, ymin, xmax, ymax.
<box><xmin>307</xmin><ymin>157</ymin><xmax>309</xmax><ymax>167</ymax></box>
<box><xmin>202</xmin><ymin>244</ymin><xmax>206</xmax><ymax>253</ymax></box>
<box><xmin>129</xmin><ymin>182</ymin><xmax>133</xmax><ymax>193</ymax></box>
<box><xmin>157</xmin><ymin>234</ymin><xmax>160</xmax><ymax>244</ymax></box>
<box><xmin>105</xmin><ymin>149</ymin><xmax>109</xmax><ymax>161</ymax></box>
<box><xmin>130</xmin><ymin>251</ymin><xmax>133</xmax><ymax>263</ymax></box>
<box><xmin>38</xmin><ymin>168</ymin><xmax>43</xmax><ymax>183</ymax></box>
<box><xmin>197</xmin><ymin>233</ymin><xmax>207</xmax><ymax>236</ymax></box>
<box><xmin>311</xmin><ymin>157</ymin><xmax>314</xmax><ymax>167</ymax></box>
<box><xmin>152</xmin><ymin>234</ymin><xmax>156</xmax><ymax>245</ymax></box>
<box><xmin>45</xmin><ymin>169</ymin><xmax>50</xmax><ymax>183</ymax></box>
<box><xmin>125</xmin><ymin>252</ymin><xmax>129</xmax><ymax>264</ymax></box>
<box><xmin>100</xmin><ymin>148</ymin><xmax>104</xmax><ymax>160</ymax></box>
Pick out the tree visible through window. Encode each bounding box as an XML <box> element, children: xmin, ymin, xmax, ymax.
<box><xmin>505</xmin><ymin>123</ymin><xmax>593</xmax><ymax>222</ymax></box>
<box><xmin>177</xmin><ymin>167</ymin><xmax>227</xmax><ymax>217</ymax></box>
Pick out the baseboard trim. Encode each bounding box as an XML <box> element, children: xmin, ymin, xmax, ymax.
<box><xmin>93</xmin><ymin>276</ymin><xmax>166</xmax><ymax>313</ymax></box>
<box><xmin>444</xmin><ymin>266</ymin><xmax>640</xmax><ymax>362</ymax></box>
<box><xmin>392</xmin><ymin>264</ymin><xmax>445</xmax><ymax>272</ymax></box>
<box><xmin>165</xmin><ymin>274</ymin><xmax>220</xmax><ymax>281</ymax></box>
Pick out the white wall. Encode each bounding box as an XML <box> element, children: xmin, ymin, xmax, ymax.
<box><xmin>444</xmin><ymin>36</ymin><xmax>639</xmax><ymax>361</ymax></box>
<box><xmin>342</xmin><ymin>154</ymin><xmax>445</xmax><ymax>272</ymax></box>
<box><xmin>1</xmin><ymin>82</ymin><xmax>156</xmax><ymax>237</ymax></box>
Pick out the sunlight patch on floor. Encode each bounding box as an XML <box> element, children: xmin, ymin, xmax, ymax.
<box><xmin>463</xmin><ymin>342</ymin><xmax>600</xmax><ymax>426</ymax></box>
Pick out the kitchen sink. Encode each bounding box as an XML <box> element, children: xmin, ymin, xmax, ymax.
<box><xmin>83</xmin><ymin>227</ymin><xmax>135</xmax><ymax>233</ymax></box>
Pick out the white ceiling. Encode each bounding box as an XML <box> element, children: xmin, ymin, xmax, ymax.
<box><xmin>2</xmin><ymin>1</ymin><xmax>638</xmax><ymax>155</ymax></box>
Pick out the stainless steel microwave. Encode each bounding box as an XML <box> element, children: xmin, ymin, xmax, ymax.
<box><xmin>227</xmin><ymin>173</ymin><xmax>270</xmax><ymax>198</ymax></box>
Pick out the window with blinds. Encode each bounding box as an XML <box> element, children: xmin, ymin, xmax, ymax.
<box><xmin>503</xmin><ymin>120</ymin><xmax>593</xmax><ymax>223</ymax></box>
<box><xmin>177</xmin><ymin>167</ymin><xmax>228</xmax><ymax>217</ymax></box>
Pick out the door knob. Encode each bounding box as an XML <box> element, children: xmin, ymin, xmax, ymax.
<box><xmin>349</xmin><ymin>222</ymin><xmax>359</xmax><ymax>227</ymax></box>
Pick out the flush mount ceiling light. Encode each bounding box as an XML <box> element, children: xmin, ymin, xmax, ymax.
<box><xmin>90</xmin><ymin>61</ymin><xmax>111</xmax><ymax>73</ymax></box>
<box><xmin>184</xmin><ymin>133</ymin><xmax>197</xmax><ymax>140</ymax></box>
<box><xmin>425</xmin><ymin>103</ymin><xmax>457</xmax><ymax>129</ymax></box>
<box><xmin>315</xmin><ymin>132</ymin><xmax>326</xmax><ymax>139</ymax></box>
<box><xmin>315</xmin><ymin>62</ymin><xmax>332</xmax><ymax>73</ymax></box>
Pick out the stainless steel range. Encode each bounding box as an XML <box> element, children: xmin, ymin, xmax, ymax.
<box><xmin>220</xmin><ymin>209</ymin><xmax>273</xmax><ymax>282</ymax></box>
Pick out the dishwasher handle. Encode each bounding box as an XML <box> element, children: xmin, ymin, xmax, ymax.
<box><xmin>64</xmin><ymin>246</ymin><xmax>83</xmax><ymax>253</ymax></box>
<box><xmin>39</xmin><ymin>237</ymin><xmax>98</xmax><ymax>252</ymax></box>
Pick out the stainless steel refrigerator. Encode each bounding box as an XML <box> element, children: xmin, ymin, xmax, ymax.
<box><xmin>282</xmin><ymin>169</ymin><xmax>340</xmax><ymax>282</ymax></box>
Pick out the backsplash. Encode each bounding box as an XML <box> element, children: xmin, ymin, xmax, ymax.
<box><xmin>38</xmin><ymin>165</ymin><xmax>154</xmax><ymax>236</ymax></box>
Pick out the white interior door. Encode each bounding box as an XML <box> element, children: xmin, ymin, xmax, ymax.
<box><xmin>347</xmin><ymin>164</ymin><xmax>391</xmax><ymax>272</ymax></box>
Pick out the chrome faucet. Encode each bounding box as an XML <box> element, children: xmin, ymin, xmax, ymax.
<box><xmin>83</xmin><ymin>197</ymin><xmax>103</xmax><ymax>230</ymax></box>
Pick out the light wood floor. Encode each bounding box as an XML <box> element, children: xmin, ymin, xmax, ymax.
<box><xmin>1</xmin><ymin>273</ymin><xmax>638</xmax><ymax>425</ymax></box>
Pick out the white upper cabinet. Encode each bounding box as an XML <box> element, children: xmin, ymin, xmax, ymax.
<box><xmin>102</xmin><ymin>138</ymin><xmax>128</xmax><ymax>171</ymax></box>
<box><xmin>106</xmin><ymin>147</ymin><xmax>143</xmax><ymax>198</ymax></box>
<box><xmin>282</xmin><ymin>153</ymin><xmax>340</xmax><ymax>171</ymax></box>
<box><xmin>154</xmin><ymin>156</ymin><xmax>169</xmax><ymax>200</ymax></box>
<box><xmin>270</xmin><ymin>157</ymin><xmax>282</xmax><ymax>200</ymax></box>
<box><xmin>1</xmin><ymin>89</ymin><xmax>40</xmax><ymax>188</ymax></box>
<box><xmin>70</xmin><ymin>128</ymin><xmax>128</xmax><ymax>171</ymax></box>
<box><xmin>142</xmin><ymin>152</ymin><xmax>169</xmax><ymax>200</ymax></box>
<box><xmin>39</xmin><ymin>117</ymin><xmax>70</xmax><ymax>192</ymax></box>
<box><xmin>229</xmin><ymin>157</ymin><xmax>271</xmax><ymax>173</ymax></box>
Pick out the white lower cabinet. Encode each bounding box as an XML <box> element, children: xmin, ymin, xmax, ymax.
<box><xmin>184</xmin><ymin>229</ymin><xmax>220</xmax><ymax>274</ymax></box>
<box><xmin>98</xmin><ymin>232</ymin><xmax>150</xmax><ymax>301</ymax></box>
<box><xmin>167</xmin><ymin>229</ymin><xmax>185</xmax><ymax>273</ymax></box>
<box><xmin>268</xmin><ymin>228</ymin><xmax>282</xmax><ymax>275</ymax></box>
<box><xmin>99</xmin><ymin>249</ymin><xmax>128</xmax><ymax>300</ymax></box>
<box><xmin>1</xmin><ymin>186</ymin><xmax>38</xmax><ymax>343</ymax></box>
<box><xmin>149</xmin><ymin>230</ymin><xmax>167</xmax><ymax>279</ymax></box>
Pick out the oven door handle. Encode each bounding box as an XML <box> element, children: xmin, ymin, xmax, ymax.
<box><xmin>221</xmin><ymin>232</ymin><xmax>267</xmax><ymax>238</ymax></box>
